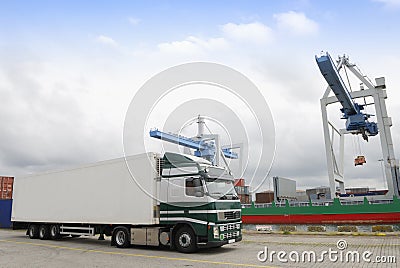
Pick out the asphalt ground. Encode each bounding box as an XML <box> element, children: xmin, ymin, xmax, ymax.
<box><xmin>0</xmin><ymin>229</ymin><xmax>398</xmax><ymax>267</ymax></box>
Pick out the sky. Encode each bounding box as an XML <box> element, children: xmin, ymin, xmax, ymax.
<box><xmin>1</xmin><ymin>0</ymin><xmax>400</xmax><ymax>193</ymax></box>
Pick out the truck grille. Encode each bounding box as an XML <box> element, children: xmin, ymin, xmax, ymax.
<box><xmin>221</xmin><ymin>231</ymin><xmax>240</xmax><ymax>240</ymax></box>
<box><xmin>224</xmin><ymin>210</ymin><xmax>241</xmax><ymax>220</ymax></box>
<box><xmin>219</xmin><ymin>223</ymin><xmax>241</xmax><ymax>232</ymax></box>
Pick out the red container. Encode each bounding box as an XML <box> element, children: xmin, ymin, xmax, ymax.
<box><xmin>0</xmin><ymin>177</ymin><xmax>14</xmax><ymax>200</ymax></box>
<box><xmin>234</xmin><ymin>178</ymin><xmax>245</xmax><ymax>187</ymax></box>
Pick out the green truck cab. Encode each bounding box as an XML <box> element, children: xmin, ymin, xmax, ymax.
<box><xmin>159</xmin><ymin>152</ymin><xmax>242</xmax><ymax>252</ymax></box>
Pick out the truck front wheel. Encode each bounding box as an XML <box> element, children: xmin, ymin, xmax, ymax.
<box><xmin>174</xmin><ymin>226</ymin><xmax>197</xmax><ymax>253</ymax></box>
<box><xmin>28</xmin><ymin>224</ymin><xmax>39</xmax><ymax>239</ymax></box>
<box><xmin>112</xmin><ymin>227</ymin><xmax>131</xmax><ymax>248</ymax></box>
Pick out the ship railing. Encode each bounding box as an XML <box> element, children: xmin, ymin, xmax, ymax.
<box><xmin>254</xmin><ymin>203</ymin><xmax>274</xmax><ymax>208</ymax></box>
<box><xmin>289</xmin><ymin>202</ymin><xmax>311</xmax><ymax>207</ymax></box>
<box><xmin>251</xmin><ymin>201</ymin><xmax>337</xmax><ymax>208</ymax></box>
<box><xmin>369</xmin><ymin>199</ymin><xmax>393</xmax><ymax>204</ymax></box>
<box><xmin>340</xmin><ymin>200</ymin><xmax>364</xmax><ymax>206</ymax></box>
<box><xmin>310</xmin><ymin>201</ymin><xmax>334</xmax><ymax>206</ymax></box>
<box><xmin>241</xmin><ymin>198</ymin><xmax>395</xmax><ymax>209</ymax></box>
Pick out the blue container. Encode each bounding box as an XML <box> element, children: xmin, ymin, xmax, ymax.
<box><xmin>0</xmin><ymin>199</ymin><xmax>12</xmax><ymax>228</ymax></box>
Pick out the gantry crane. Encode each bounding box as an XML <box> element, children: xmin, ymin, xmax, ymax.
<box><xmin>149</xmin><ymin>115</ymin><xmax>238</xmax><ymax>167</ymax></box>
<box><xmin>316</xmin><ymin>52</ymin><xmax>400</xmax><ymax>199</ymax></box>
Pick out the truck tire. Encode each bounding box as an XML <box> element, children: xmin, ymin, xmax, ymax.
<box><xmin>28</xmin><ymin>224</ymin><xmax>39</xmax><ymax>239</ymax></box>
<box><xmin>174</xmin><ymin>226</ymin><xmax>197</xmax><ymax>253</ymax></box>
<box><xmin>50</xmin><ymin>225</ymin><xmax>61</xmax><ymax>240</ymax></box>
<box><xmin>39</xmin><ymin>225</ymin><xmax>51</xmax><ymax>240</ymax></box>
<box><xmin>112</xmin><ymin>227</ymin><xmax>130</xmax><ymax>248</ymax></box>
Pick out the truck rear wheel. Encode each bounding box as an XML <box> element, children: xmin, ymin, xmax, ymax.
<box><xmin>28</xmin><ymin>224</ymin><xmax>39</xmax><ymax>239</ymax></box>
<box><xmin>39</xmin><ymin>225</ymin><xmax>51</xmax><ymax>240</ymax></box>
<box><xmin>50</xmin><ymin>225</ymin><xmax>61</xmax><ymax>240</ymax></box>
<box><xmin>174</xmin><ymin>226</ymin><xmax>197</xmax><ymax>253</ymax></box>
<box><xmin>112</xmin><ymin>227</ymin><xmax>130</xmax><ymax>248</ymax></box>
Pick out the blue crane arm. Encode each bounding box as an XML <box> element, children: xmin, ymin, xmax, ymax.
<box><xmin>222</xmin><ymin>148</ymin><xmax>238</xmax><ymax>159</ymax></box>
<box><xmin>316</xmin><ymin>52</ymin><xmax>357</xmax><ymax>116</ymax></box>
<box><xmin>149</xmin><ymin>130</ymin><xmax>208</xmax><ymax>150</ymax></box>
<box><xmin>149</xmin><ymin>129</ymin><xmax>238</xmax><ymax>159</ymax></box>
<box><xmin>316</xmin><ymin>52</ymin><xmax>378</xmax><ymax>141</ymax></box>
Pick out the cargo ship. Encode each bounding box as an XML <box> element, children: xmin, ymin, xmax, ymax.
<box><xmin>241</xmin><ymin>197</ymin><xmax>400</xmax><ymax>224</ymax></box>
<box><xmin>236</xmin><ymin>179</ymin><xmax>400</xmax><ymax>225</ymax></box>
<box><xmin>235</xmin><ymin>173</ymin><xmax>400</xmax><ymax>225</ymax></box>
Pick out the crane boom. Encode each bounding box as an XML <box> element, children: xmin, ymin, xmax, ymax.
<box><xmin>316</xmin><ymin>53</ymin><xmax>357</xmax><ymax>115</ymax></box>
<box><xmin>149</xmin><ymin>129</ymin><xmax>238</xmax><ymax>160</ymax></box>
<box><xmin>316</xmin><ymin>52</ymin><xmax>378</xmax><ymax>141</ymax></box>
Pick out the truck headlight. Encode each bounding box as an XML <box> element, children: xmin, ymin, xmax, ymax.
<box><xmin>213</xmin><ymin>226</ymin><xmax>219</xmax><ymax>239</ymax></box>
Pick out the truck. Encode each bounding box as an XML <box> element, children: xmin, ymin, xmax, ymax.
<box><xmin>11</xmin><ymin>152</ymin><xmax>242</xmax><ymax>253</ymax></box>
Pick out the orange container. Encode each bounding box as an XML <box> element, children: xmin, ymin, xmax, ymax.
<box><xmin>0</xmin><ymin>176</ymin><xmax>14</xmax><ymax>200</ymax></box>
<box><xmin>234</xmin><ymin>178</ymin><xmax>245</xmax><ymax>187</ymax></box>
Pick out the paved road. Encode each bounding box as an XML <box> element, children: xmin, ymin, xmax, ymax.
<box><xmin>0</xmin><ymin>229</ymin><xmax>398</xmax><ymax>267</ymax></box>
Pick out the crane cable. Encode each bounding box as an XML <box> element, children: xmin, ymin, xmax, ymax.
<box><xmin>344</xmin><ymin>66</ymin><xmax>352</xmax><ymax>92</ymax></box>
<box><xmin>344</xmin><ymin>65</ymin><xmax>365</xmax><ymax>158</ymax></box>
<box><xmin>204</xmin><ymin>122</ymin><xmax>213</xmax><ymax>135</ymax></box>
<box><xmin>357</xmin><ymin>135</ymin><xmax>363</xmax><ymax>155</ymax></box>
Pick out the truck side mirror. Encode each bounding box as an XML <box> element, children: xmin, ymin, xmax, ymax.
<box><xmin>193</xmin><ymin>178</ymin><xmax>204</xmax><ymax>197</ymax></box>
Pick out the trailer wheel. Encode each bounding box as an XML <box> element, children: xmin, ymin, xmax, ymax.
<box><xmin>174</xmin><ymin>226</ymin><xmax>197</xmax><ymax>253</ymax></box>
<box><xmin>112</xmin><ymin>227</ymin><xmax>130</xmax><ymax>248</ymax></box>
<box><xmin>50</xmin><ymin>225</ymin><xmax>61</xmax><ymax>240</ymax></box>
<box><xmin>39</xmin><ymin>225</ymin><xmax>51</xmax><ymax>240</ymax></box>
<box><xmin>28</xmin><ymin>224</ymin><xmax>39</xmax><ymax>239</ymax></box>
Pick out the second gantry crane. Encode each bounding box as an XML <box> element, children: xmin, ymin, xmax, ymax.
<box><xmin>316</xmin><ymin>52</ymin><xmax>400</xmax><ymax>199</ymax></box>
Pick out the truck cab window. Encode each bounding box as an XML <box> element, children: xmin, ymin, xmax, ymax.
<box><xmin>185</xmin><ymin>178</ymin><xmax>204</xmax><ymax>197</ymax></box>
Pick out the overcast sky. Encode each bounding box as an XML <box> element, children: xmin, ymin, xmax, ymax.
<box><xmin>1</xmin><ymin>0</ymin><xmax>400</xmax><ymax>192</ymax></box>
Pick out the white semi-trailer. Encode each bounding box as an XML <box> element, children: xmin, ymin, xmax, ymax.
<box><xmin>12</xmin><ymin>152</ymin><xmax>242</xmax><ymax>253</ymax></box>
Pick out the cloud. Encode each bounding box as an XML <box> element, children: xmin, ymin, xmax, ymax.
<box><xmin>0</xmin><ymin>47</ymin><xmax>129</xmax><ymax>176</ymax></box>
<box><xmin>373</xmin><ymin>0</ymin><xmax>400</xmax><ymax>9</ymax></box>
<box><xmin>158</xmin><ymin>36</ymin><xmax>228</xmax><ymax>55</ymax></box>
<box><xmin>221</xmin><ymin>22</ymin><xmax>274</xmax><ymax>44</ymax></box>
<box><xmin>95</xmin><ymin>35</ymin><xmax>118</xmax><ymax>47</ymax></box>
<box><xmin>156</xmin><ymin>22</ymin><xmax>273</xmax><ymax>55</ymax></box>
<box><xmin>128</xmin><ymin>17</ymin><xmax>141</xmax><ymax>25</ymax></box>
<box><xmin>273</xmin><ymin>11</ymin><xmax>319</xmax><ymax>36</ymax></box>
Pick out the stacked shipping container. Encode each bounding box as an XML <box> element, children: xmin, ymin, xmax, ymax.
<box><xmin>1</xmin><ymin>177</ymin><xmax>14</xmax><ymax>199</ymax></box>
<box><xmin>0</xmin><ymin>176</ymin><xmax>14</xmax><ymax>228</ymax></box>
<box><xmin>234</xmin><ymin>179</ymin><xmax>251</xmax><ymax>204</ymax></box>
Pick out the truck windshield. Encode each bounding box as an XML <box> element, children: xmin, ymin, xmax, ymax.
<box><xmin>204</xmin><ymin>178</ymin><xmax>239</xmax><ymax>200</ymax></box>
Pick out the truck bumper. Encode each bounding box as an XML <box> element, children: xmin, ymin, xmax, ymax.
<box><xmin>198</xmin><ymin>236</ymin><xmax>242</xmax><ymax>248</ymax></box>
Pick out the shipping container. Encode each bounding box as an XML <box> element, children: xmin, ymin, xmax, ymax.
<box><xmin>0</xmin><ymin>176</ymin><xmax>14</xmax><ymax>200</ymax></box>
<box><xmin>0</xmin><ymin>199</ymin><xmax>12</xmax><ymax>228</ymax></box>
<box><xmin>238</xmin><ymin>194</ymin><xmax>250</xmax><ymax>204</ymax></box>
<box><xmin>235</xmin><ymin>186</ymin><xmax>249</xmax><ymax>195</ymax></box>
<box><xmin>255</xmin><ymin>191</ymin><xmax>274</xmax><ymax>203</ymax></box>
<box><xmin>234</xmin><ymin>178</ymin><xmax>245</xmax><ymax>187</ymax></box>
